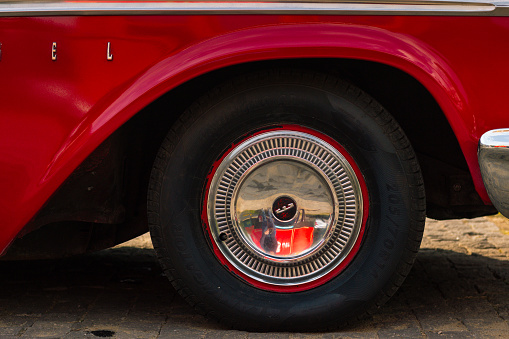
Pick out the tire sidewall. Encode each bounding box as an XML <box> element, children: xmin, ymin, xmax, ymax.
<box><xmin>154</xmin><ymin>80</ymin><xmax>417</xmax><ymax>330</ymax></box>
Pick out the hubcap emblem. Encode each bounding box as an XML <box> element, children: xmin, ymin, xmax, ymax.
<box><xmin>272</xmin><ymin>196</ymin><xmax>297</xmax><ymax>221</ymax></box>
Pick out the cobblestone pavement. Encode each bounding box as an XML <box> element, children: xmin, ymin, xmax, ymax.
<box><xmin>0</xmin><ymin>216</ymin><xmax>508</xmax><ymax>338</ymax></box>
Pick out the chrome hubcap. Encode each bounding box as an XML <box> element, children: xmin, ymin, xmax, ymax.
<box><xmin>207</xmin><ymin>130</ymin><xmax>364</xmax><ymax>286</ymax></box>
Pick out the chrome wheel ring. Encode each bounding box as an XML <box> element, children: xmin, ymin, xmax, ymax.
<box><xmin>207</xmin><ymin>128</ymin><xmax>364</xmax><ymax>287</ymax></box>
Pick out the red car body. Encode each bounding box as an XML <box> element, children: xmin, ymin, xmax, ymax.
<box><xmin>1</xmin><ymin>13</ymin><xmax>506</xmax><ymax>254</ymax></box>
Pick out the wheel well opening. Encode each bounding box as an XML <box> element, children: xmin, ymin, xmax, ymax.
<box><xmin>158</xmin><ymin>58</ymin><xmax>492</xmax><ymax>219</ymax></box>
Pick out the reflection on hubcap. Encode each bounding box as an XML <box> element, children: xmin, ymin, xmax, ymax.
<box><xmin>207</xmin><ymin>129</ymin><xmax>364</xmax><ymax>286</ymax></box>
<box><xmin>234</xmin><ymin>160</ymin><xmax>336</xmax><ymax>261</ymax></box>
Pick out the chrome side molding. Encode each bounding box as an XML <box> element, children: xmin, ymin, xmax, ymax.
<box><xmin>478</xmin><ymin>128</ymin><xmax>509</xmax><ymax>217</ymax></box>
<box><xmin>0</xmin><ymin>1</ymin><xmax>498</xmax><ymax>17</ymax></box>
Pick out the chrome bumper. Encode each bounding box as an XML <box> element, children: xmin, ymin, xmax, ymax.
<box><xmin>478</xmin><ymin>129</ymin><xmax>509</xmax><ymax>217</ymax></box>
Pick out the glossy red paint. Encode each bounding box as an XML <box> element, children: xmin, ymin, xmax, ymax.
<box><xmin>0</xmin><ymin>14</ymin><xmax>508</xmax><ymax>254</ymax></box>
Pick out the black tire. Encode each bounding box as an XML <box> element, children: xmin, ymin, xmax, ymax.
<box><xmin>148</xmin><ymin>70</ymin><xmax>425</xmax><ymax>331</ymax></box>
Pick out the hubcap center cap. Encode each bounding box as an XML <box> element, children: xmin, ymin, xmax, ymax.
<box><xmin>272</xmin><ymin>196</ymin><xmax>297</xmax><ymax>221</ymax></box>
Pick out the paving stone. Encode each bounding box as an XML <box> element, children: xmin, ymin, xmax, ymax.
<box><xmin>425</xmin><ymin>330</ymin><xmax>475</xmax><ymax>338</ymax></box>
<box><xmin>124</xmin><ymin>293</ymin><xmax>174</xmax><ymax>323</ymax></box>
<box><xmin>0</xmin><ymin>326</ymin><xmax>24</xmax><ymax>336</ymax></box>
<box><xmin>78</xmin><ymin>311</ymin><xmax>127</xmax><ymax>330</ymax></box>
<box><xmin>204</xmin><ymin>330</ymin><xmax>249</xmax><ymax>338</ymax></box>
<box><xmin>248</xmin><ymin>332</ymin><xmax>291</xmax><ymax>339</ymax></box>
<box><xmin>377</xmin><ymin>326</ymin><xmax>425</xmax><ymax>338</ymax></box>
<box><xmin>118</xmin><ymin>318</ymin><xmax>163</xmax><ymax>337</ymax></box>
<box><xmin>50</xmin><ymin>300</ymin><xmax>92</xmax><ymax>318</ymax></box>
<box><xmin>21</xmin><ymin>320</ymin><xmax>73</xmax><ymax>338</ymax></box>
<box><xmin>158</xmin><ymin>316</ymin><xmax>209</xmax><ymax>338</ymax></box>
<box><xmin>289</xmin><ymin>333</ymin><xmax>336</xmax><ymax>339</ymax></box>
<box><xmin>63</xmin><ymin>329</ymin><xmax>105</xmax><ymax>338</ymax></box>
<box><xmin>331</xmin><ymin>332</ymin><xmax>378</xmax><ymax>339</ymax></box>
<box><xmin>412</xmin><ymin>303</ymin><xmax>468</xmax><ymax>333</ymax></box>
<box><xmin>0</xmin><ymin>316</ymin><xmax>32</xmax><ymax>337</ymax></box>
<box><xmin>0</xmin><ymin>315</ymin><xmax>32</xmax><ymax>328</ymax></box>
<box><xmin>114</xmin><ymin>328</ymin><xmax>161</xmax><ymax>339</ymax></box>
<box><xmin>7</xmin><ymin>295</ymin><xmax>54</xmax><ymax>316</ymax></box>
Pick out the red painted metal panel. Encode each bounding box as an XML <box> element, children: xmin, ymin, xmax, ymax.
<box><xmin>0</xmin><ymin>15</ymin><xmax>507</xmax><ymax>253</ymax></box>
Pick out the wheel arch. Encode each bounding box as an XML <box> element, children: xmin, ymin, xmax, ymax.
<box><xmin>41</xmin><ymin>23</ymin><xmax>476</xmax><ymax>193</ymax></box>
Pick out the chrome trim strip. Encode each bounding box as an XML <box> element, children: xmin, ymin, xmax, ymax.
<box><xmin>478</xmin><ymin>129</ymin><xmax>509</xmax><ymax>218</ymax></box>
<box><xmin>0</xmin><ymin>1</ymin><xmax>497</xmax><ymax>17</ymax></box>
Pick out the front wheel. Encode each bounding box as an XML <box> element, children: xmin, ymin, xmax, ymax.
<box><xmin>148</xmin><ymin>70</ymin><xmax>425</xmax><ymax>331</ymax></box>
